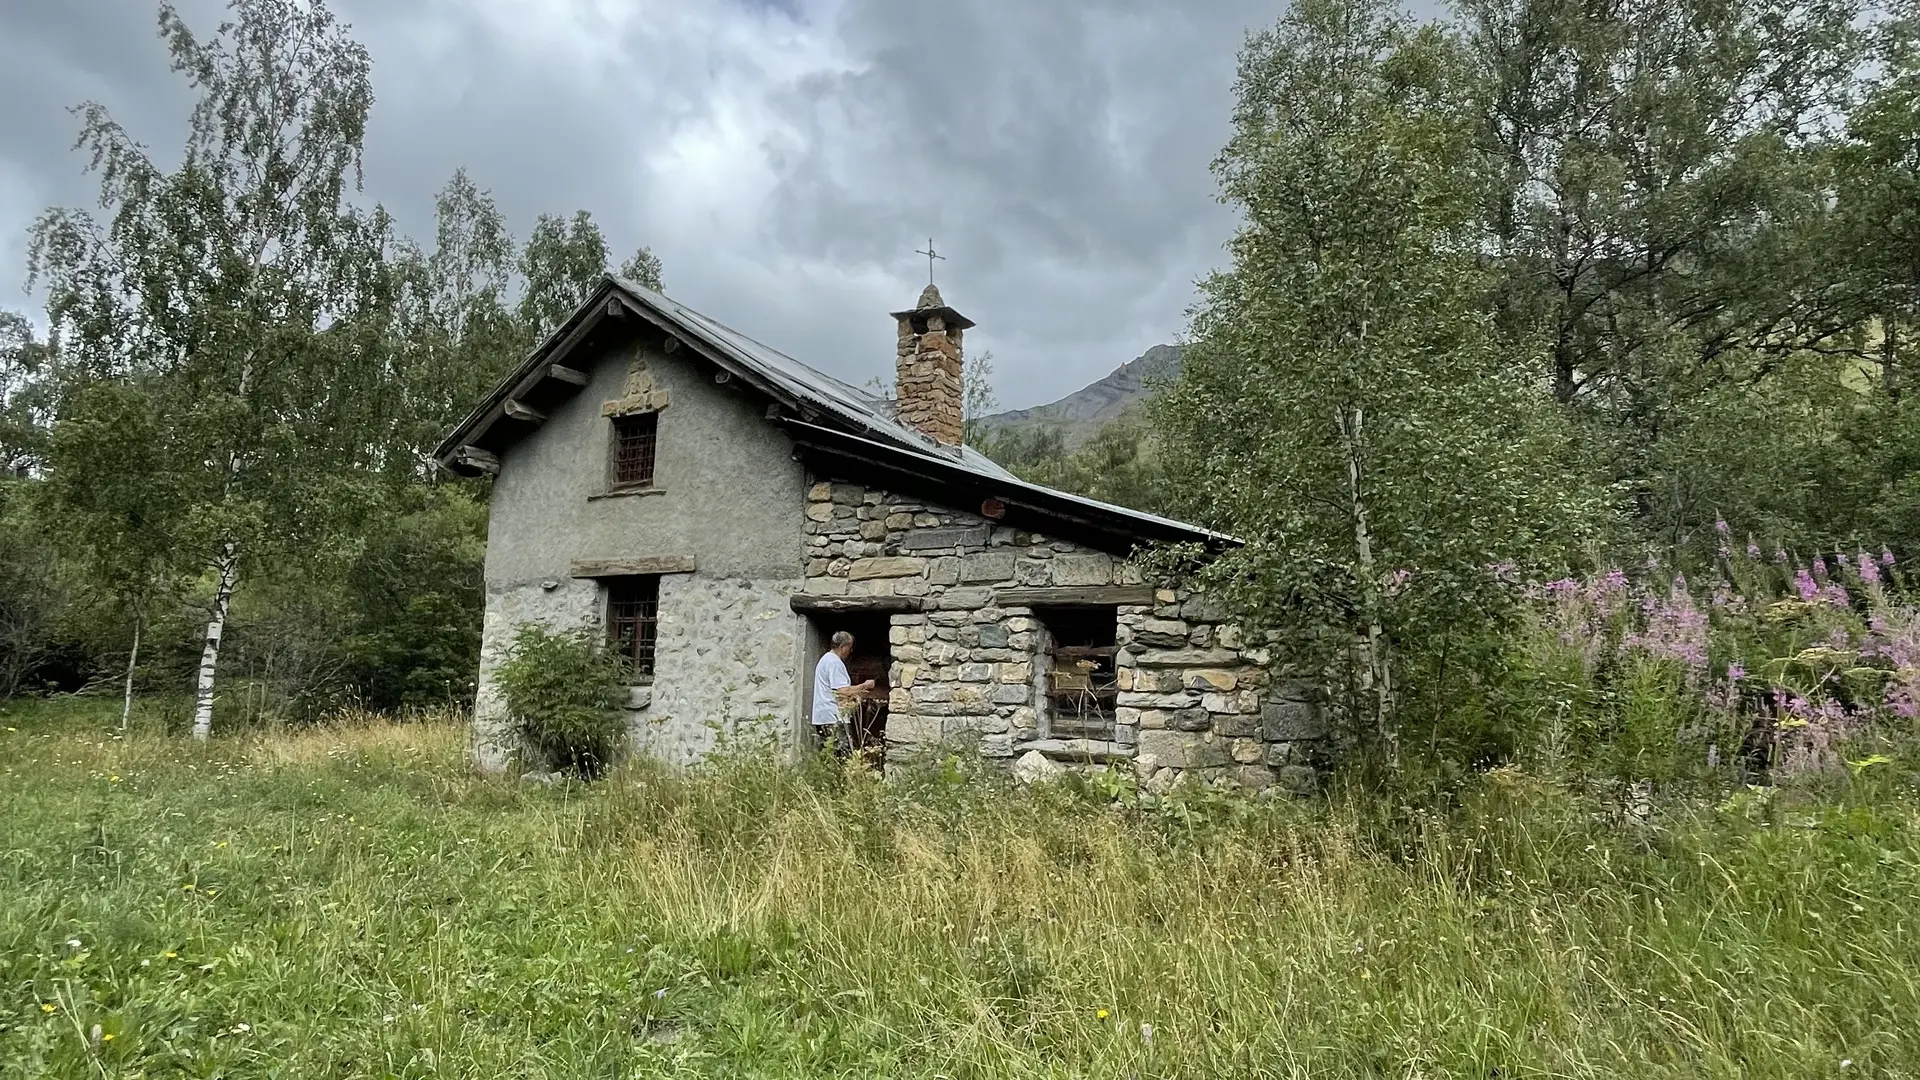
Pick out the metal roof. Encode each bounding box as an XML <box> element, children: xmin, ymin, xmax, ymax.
<box><xmin>435</xmin><ymin>275</ymin><xmax>1236</xmax><ymax>551</ymax></box>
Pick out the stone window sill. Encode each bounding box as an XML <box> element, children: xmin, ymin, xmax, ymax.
<box><xmin>589</xmin><ymin>486</ymin><xmax>666</xmax><ymax>502</ymax></box>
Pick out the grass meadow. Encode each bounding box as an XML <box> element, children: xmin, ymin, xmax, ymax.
<box><xmin>4</xmin><ymin>694</ymin><xmax>1919</xmax><ymax>1078</ymax></box>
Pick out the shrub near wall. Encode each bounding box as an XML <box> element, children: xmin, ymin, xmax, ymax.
<box><xmin>492</xmin><ymin>624</ymin><xmax>628</xmax><ymax>778</ymax></box>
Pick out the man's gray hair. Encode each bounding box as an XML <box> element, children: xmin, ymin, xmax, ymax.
<box><xmin>830</xmin><ymin>630</ymin><xmax>854</xmax><ymax>648</ymax></box>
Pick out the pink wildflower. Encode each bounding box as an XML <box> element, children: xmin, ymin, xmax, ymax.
<box><xmin>1794</xmin><ymin>569</ymin><xmax>1819</xmax><ymax>600</ymax></box>
<box><xmin>1858</xmin><ymin>552</ymin><xmax>1881</xmax><ymax>585</ymax></box>
<box><xmin>1883</xmin><ymin>547</ymin><xmax>1898</xmax><ymax>567</ymax></box>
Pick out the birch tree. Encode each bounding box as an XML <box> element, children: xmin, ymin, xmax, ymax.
<box><xmin>29</xmin><ymin>0</ymin><xmax>381</xmax><ymax>738</ymax></box>
<box><xmin>1158</xmin><ymin>0</ymin><xmax>1602</xmax><ymax>761</ymax></box>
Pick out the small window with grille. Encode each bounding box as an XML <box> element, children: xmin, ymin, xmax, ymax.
<box><xmin>610</xmin><ymin>411</ymin><xmax>659</xmax><ymax>489</ymax></box>
<box><xmin>607</xmin><ymin>575</ymin><xmax>661</xmax><ymax>678</ymax></box>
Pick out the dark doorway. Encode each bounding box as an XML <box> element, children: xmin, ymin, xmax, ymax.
<box><xmin>805</xmin><ymin>611</ymin><xmax>892</xmax><ymax>765</ymax></box>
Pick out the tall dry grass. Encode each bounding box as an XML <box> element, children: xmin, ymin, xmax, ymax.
<box><xmin>3</xmin><ymin>695</ymin><xmax>1917</xmax><ymax>1077</ymax></box>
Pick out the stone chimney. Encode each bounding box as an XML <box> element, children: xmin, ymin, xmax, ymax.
<box><xmin>891</xmin><ymin>284</ymin><xmax>974</xmax><ymax>446</ymax></box>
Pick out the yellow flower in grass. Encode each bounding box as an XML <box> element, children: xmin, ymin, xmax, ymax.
<box><xmin>164</xmin><ymin>951</ymin><xmax>177</xmax><ymax>959</ymax></box>
<box><xmin>1096</xmin><ymin>1009</ymin><xmax>1110</xmax><ymax>1020</ymax></box>
<box><xmin>101</xmin><ymin>1033</ymin><xmax>115</xmax><ymax>1042</ymax></box>
<box><xmin>40</xmin><ymin>1003</ymin><xmax>57</xmax><ymax>1014</ymax></box>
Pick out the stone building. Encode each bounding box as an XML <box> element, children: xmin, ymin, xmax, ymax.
<box><xmin>437</xmin><ymin>276</ymin><xmax>1329</xmax><ymax>793</ymax></box>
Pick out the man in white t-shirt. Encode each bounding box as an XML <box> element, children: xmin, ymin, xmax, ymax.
<box><xmin>811</xmin><ymin>630</ymin><xmax>874</xmax><ymax>754</ymax></box>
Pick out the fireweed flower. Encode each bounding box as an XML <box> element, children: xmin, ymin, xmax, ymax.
<box><xmin>1747</xmin><ymin>536</ymin><xmax>1762</xmax><ymax>559</ymax></box>
<box><xmin>1775</xmin><ymin>548</ymin><xmax>1791</xmax><ymax>565</ymax></box>
<box><xmin>1814</xmin><ymin>557</ymin><xmax>1829</xmax><ymax>581</ymax></box>
<box><xmin>1795</xmin><ymin>570</ymin><xmax>1819</xmax><ymax>600</ymax></box>
<box><xmin>1715</xmin><ymin>518</ymin><xmax>1730</xmax><ymax>536</ymax></box>
<box><xmin>1727</xmin><ymin>663</ymin><xmax>1746</xmax><ymax>682</ymax></box>
<box><xmin>1884</xmin><ymin>547</ymin><xmax>1898</xmax><ymax>567</ymax></box>
<box><xmin>1859</xmin><ymin>552</ymin><xmax>1882</xmax><ymax>585</ymax></box>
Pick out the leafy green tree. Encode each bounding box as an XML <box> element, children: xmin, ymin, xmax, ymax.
<box><xmin>39</xmin><ymin>380</ymin><xmax>191</xmax><ymax>725</ymax></box>
<box><xmin>0</xmin><ymin>313</ymin><xmax>52</xmax><ymax>476</ymax></box>
<box><xmin>27</xmin><ymin>0</ymin><xmax>388</xmax><ymax>737</ymax></box>
<box><xmin>618</xmin><ymin>246</ymin><xmax>665</xmax><ymax>292</ymax></box>
<box><xmin>1158</xmin><ymin>0</ymin><xmax>1602</xmax><ymax>760</ymax></box>
<box><xmin>1461</xmin><ymin>0</ymin><xmax>1871</xmax><ymax>540</ymax></box>
<box><xmin>389</xmin><ymin>170</ymin><xmax>525</xmax><ymax>470</ymax></box>
<box><xmin>519</xmin><ymin>211</ymin><xmax>612</xmax><ymax>339</ymax></box>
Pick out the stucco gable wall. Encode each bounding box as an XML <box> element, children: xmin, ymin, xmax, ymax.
<box><xmin>474</xmin><ymin>333</ymin><xmax>806</xmax><ymax>771</ymax></box>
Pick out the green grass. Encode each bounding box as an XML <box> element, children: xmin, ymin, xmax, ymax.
<box><xmin>3</xmin><ymin>696</ymin><xmax>1919</xmax><ymax>1078</ymax></box>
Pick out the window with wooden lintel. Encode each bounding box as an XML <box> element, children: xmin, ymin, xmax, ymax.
<box><xmin>607</xmin><ymin>575</ymin><xmax>661</xmax><ymax>678</ymax></box>
<box><xmin>1035</xmin><ymin>606</ymin><xmax>1119</xmax><ymax>740</ymax></box>
<box><xmin>610</xmin><ymin>411</ymin><xmax>659</xmax><ymax>489</ymax></box>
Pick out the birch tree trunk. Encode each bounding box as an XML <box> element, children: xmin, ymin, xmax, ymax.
<box><xmin>189</xmin><ymin>544</ymin><xmax>239</xmax><ymax>740</ymax></box>
<box><xmin>120</xmin><ymin>611</ymin><xmax>141</xmax><ymax>732</ymax></box>
<box><xmin>1336</xmin><ymin>404</ymin><xmax>1396</xmax><ymax>765</ymax></box>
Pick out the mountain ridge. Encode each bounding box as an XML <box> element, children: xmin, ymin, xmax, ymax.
<box><xmin>975</xmin><ymin>343</ymin><xmax>1181</xmax><ymax>445</ymax></box>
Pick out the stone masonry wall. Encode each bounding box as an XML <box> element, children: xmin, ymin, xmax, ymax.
<box><xmin>803</xmin><ymin>480</ymin><xmax>1330</xmax><ymax>793</ymax></box>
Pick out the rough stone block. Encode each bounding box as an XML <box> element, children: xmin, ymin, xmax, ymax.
<box><xmin>859</xmin><ymin>520</ymin><xmax>887</xmax><ymax>540</ymax></box>
<box><xmin>805</xmin><ymin>502</ymin><xmax>834</xmax><ymax>522</ymax></box>
<box><xmin>885</xmin><ymin>513</ymin><xmax>914</xmax><ymax>530</ymax></box>
<box><xmin>1261</xmin><ymin>700</ymin><xmax>1328</xmax><ymax>741</ymax></box>
<box><xmin>1052</xmin><ymin>552</ymin><xmax>1114</xmax><ymax>586</ymax></box>
<box><xmin>927</xmin><ymin>558</ymin><xmax>960</xmax><ymax>586</ymax></box>
<box><xmin>958</xmin><ymin>663</ymin><xmax>994</xmax><ymax>682</ymax></box>
<box><xmin>1230</xmin><ymin>738</ymin><xmax>1264</xmax><ymax>764</ymax></box>
<box><xmin>991</xmin><ymin>683</ymin><xmax>1029</xmax><ymax>705</ymax></box>
<box><xmin>1015</xmin><ymin>560</ymin><xmax>1053</xmax><ymax>586</ymax></box>
<box><xmin>1216</xmin><ymin>625</ymin><xmax>1243</xmax><ymax>650</ymax></box>
<box><xmin>1185</xmin><ymin>669</ymin><xmax>1239</xmax><ymax>692</ymax></box>
<box><xmin>807</xmin><ymin>481</ymin><xmax>833</xmax><ymax>502</ymax></box>
<box><xmin>1014</xmin><ymin>738</ymin><xmax>1134</xmax><ymax>762</ymax></box>
<box><xmin>897</xmin><ymin>664</ymin><xmax>919</xmax><ymax>688</ymax></box>
<box><xmin>1133</xmin><ymin>648</ymin><xmax>1242</xmax><ymax>667</ymax></box>
<box><xmin>890</xmin><ymin>714</ymin><xmax>944</xmax><ymax>745</ymax></box>
<box><xmin>1201</xmin><ymin>693</ymin><xmax>1239</xmax><ymax>715</ymax></box>
<box><xmin>1277</xmin><ymin>765</ymin><xmax>1318</xmax><ymax>796</ymax></box>
<box><xmin>1231</xmin><ymin>764</ymin><xmax>1275</xmax><ymax>791</ymax></box>
<box><xmin>976</xmin><ymin>623</ymin><xmax>1010</xmax><ymax>648</ymax></box>
<box><xmin>1169</xmin><ymin>707</ymin><xmax>1212</xmax><ymax>732</ymax></box>
<box><xmin>998</xmin><ymin>662</ymin><xmax>1033</xmax><ymax>684</ymax></box>
<box><xmin>980</xmin><ymin>733</ymin><xmax>1015</xmax><ymax>758</ymax></box>
<box><xmin>936</xmin><ymin>586</ymin><xmax>996</xmax><ymax>610</ymax></box>
<box><xmin>1212</xmin><ymin>713</ymin><xmax>1258</xmax><ymax>738</ymax></box>
<box><xmin>1129</xmin><ymin>619</ymin><xmax>1192</xmax><ymax>649</ymax></box>
<box><xmin>849</xmin><ymin>556</ymin><xmax>927</xmax><ymax>580</ymax></box>
<box><xmin>1135</xmin><ymin>730</ymin><xmax>1230</xmax><ymax>769</ymax></box>
<box><xmin>1180</xmin><ymin>595</ymin><xmax>1227</xmax><ymax>622</ymax></box>
<box><xmin>901</xmin><ymin>526</ymin><xmax>989</xmax><ymax>551</ymax></box>
<box><xmin>959</xmin><ymin>551</ymin><xmax>1016</xmax><ymax>583</ymax></box>
<box><xmin>830</xmin><ymin>483</ymin><xmax>863</xmax><ymax>505</ymax></box>
<box><xmin>1013</xmin><ymin>750</ymin><xmax>1066</xmax><ymax>785</ymax></box>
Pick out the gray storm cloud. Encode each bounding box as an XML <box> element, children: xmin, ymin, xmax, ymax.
<box><xmin>0</xmin><ymin>0</ymin><xmax>1283</xmax><ymax>408</ymax></box>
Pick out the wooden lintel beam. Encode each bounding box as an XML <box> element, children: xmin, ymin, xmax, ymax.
<box><xmin>569</xmin><ymin>555</ymin><xmax>698</xmax><ymax>578</ymax></box>
<box><xmin>995</xmin><ymin>586</ymin><xmax>1155</xmax><ymax>607</ymax></box>
<box><xmin>789</xmin><ymin>595</ymin><xmax>924</xmax><ymax>615</ymax></box>
<box><xmin>453</xmin><ymin>446</ymin><xmax>500</xmax><ymax>475</ymax></box>
<box><xmin>503</xmin><ymin>398</ymin><xmax>546</xmax><ymax>423</ymax></box>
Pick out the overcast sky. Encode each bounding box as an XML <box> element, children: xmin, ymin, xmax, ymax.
<box><xmin>0</xmin><ymin>0</ymin><xmax>1288</xmax><ymax>410</ymax></box>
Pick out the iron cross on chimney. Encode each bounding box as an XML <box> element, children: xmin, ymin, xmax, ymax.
<box><xmin>914</xmin><ymin>237</ymin><xmax>945</xmax><ymax>285</ymax></box>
